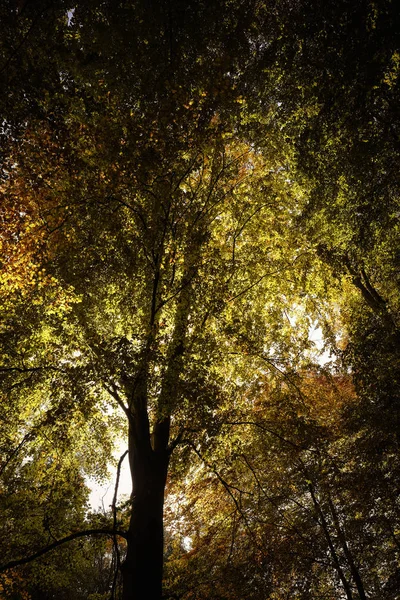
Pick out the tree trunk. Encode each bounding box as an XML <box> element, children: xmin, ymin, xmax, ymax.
<box><xmin>121</xmin><ymin>437</ymin><xmax>169</xmax><ymax>600</ymax></box>
<box><xmin>119</xmin><ymin>213</ymin><xmax>195</xmax><ymax>599</ymax></box>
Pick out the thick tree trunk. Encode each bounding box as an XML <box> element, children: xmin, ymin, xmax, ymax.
<box><xmin>121</xmin><ymin>439</ymin><xmax>169</xmax><ymax>600</ymax></box>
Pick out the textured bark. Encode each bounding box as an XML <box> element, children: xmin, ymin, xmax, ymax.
<box><xmin>121</xmin><ymin>428</ymin><xmax>169</xmax><ymax>600</ymax></box>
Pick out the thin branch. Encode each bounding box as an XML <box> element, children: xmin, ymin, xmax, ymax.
<box><xmin>227</xmin><ymin>267</ymin><xmax>284</xmax><ymax>303</ymax></box>
<box><xmin>188</xmin><ymin>442</ymin><xmax>257</xmax><ymax>542</ymax></box>
<box><xmin>156</xmin><ymin>268</ymin><xmax>197</xmax><ymax>313</ymax></box>
<box><xmin>240</xmin><ymin>453</ymin><xmax>315</xmax><ymax>543</ymax></box>
<box><xmin>110</xmin><ymin>450</ymin><xmax>129</xmax><ymax>600</ymax></box>
<box><xmin>233</xmin><ymin>201</ymin><xmax>274</xmax><ymax>240</ymax></box>
<box><xmin>172</xmin><ymin>153</ymin><xmax>203</xmax><ymax>194</ymax></box>
<box><xmin>103</xmin><ymin>382</ymin><xmax>133</xmax><ymax>424</ymax></box>
<box><xmin>223</xmin><ymin>420</ymin><xmax>316</xmax><ymax>452</ymax></box>
<box><xmin>114</xmin><ymin>197</ymin><xmax>148</xmax><ymax>231</ymax></box>
<box><xmin>306</xmin><ymin>482</ymin><xmax>354</xmax><ymax>600</ymax></box>
<box><xmin>112</xmin><ymin>450</ymin><xmax>129</xmax><ymax>516</ymax></box>
<box><xmin>0</xmin><ymin>528</ymin><xmax>127</xmax><ymax>572</ymax></box>
<box><xmin>253</xmin><ymin>352</ymin><xmax>308</xmax><ymax>406</ymax></box>
<box><xmin>228</xmin><ymin>252</ymin><xmax>309</xmax><ymax>304</ymax></box>
<box><xmin>0</xmin><ymin>432</ymin><xmax>32</xmax><ymax>476</ymax></box>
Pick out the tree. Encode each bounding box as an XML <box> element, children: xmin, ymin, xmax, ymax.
<box><xmin>0</xmin><ymin>3</ymin><xmax>272</xmax><ymax>595</ymax></box>
<box><xmin>2</xmin><ymin>104</ymin><xmax>301</xmax><ymax>599</ymax></box>
<box><xmin>1</xmin><ymin>1</ymin><xmax>399</xmax><ymax>598</ymax></box>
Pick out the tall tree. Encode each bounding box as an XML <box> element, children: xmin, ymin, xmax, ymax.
<box><xmin>1</xmin><ymin>1</ymin><xmax>399</xmax><ymax>598</ymax></box>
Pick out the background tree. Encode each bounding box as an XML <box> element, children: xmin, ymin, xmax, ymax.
<box><xmin>164</xmin><ymin>366</ymin><xmax>400</xmax><ymax>600</ymax></box>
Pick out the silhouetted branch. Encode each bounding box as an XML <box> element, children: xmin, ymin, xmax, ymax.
<box><xmin>110</xmin><ymin>450</ymin><xmax>129</xmax><ymax>599</ymax></box>
<box><xmin>0</xmin><ymin>528</ymin><xmax>127</xmax><ymax>572</ymax></box>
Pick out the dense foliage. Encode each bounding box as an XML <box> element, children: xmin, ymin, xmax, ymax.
<box><xmin>1</xmin><ymin>1</ymin><xmax>399</xmax><ymax>599</ymax></box>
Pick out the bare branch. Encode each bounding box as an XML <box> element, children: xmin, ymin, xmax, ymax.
<box><xmin>112</xmin><ymin>450</ymin><xmax>129</xmax><ymax>521</ymax></box>
<box><xmin>0</xmin><ymin>528</ymin><xmax>127</xmax><ymax>572</ymax></box>
<box><xmin>110</xmin><ymin>449</ymin><xmax>129</xmax><ymax>600</ymax></box>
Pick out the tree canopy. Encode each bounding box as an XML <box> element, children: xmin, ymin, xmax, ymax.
<box><xmin>1</xmin><ymin>1</ymin><xmax>399</xmax><ymax>599</ymax></box>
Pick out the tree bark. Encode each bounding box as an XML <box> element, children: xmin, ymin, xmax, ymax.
<box><xmin>121</xmin><ymin>426</ymin><xmax>169</xmax><ymax>600</ymax></box>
